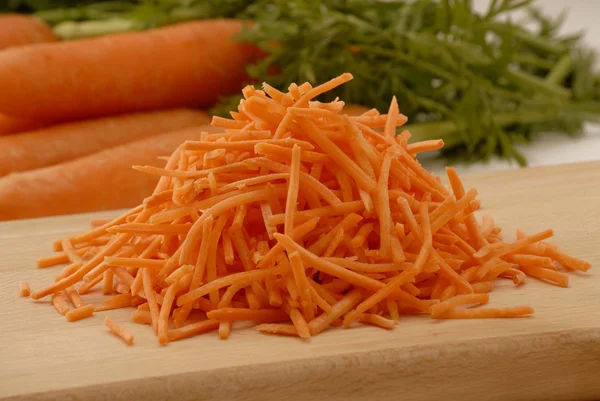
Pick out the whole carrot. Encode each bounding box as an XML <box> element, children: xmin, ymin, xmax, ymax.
<box><xmin>0</xmin><ymin>113</ymin><xmax>47</xmax><ymax>136</ymax></box>
<box><xmin>0</xmin><ymin>124</ymin><xmax>222</xmax><ymax>221</ymax></box>
<box><xmin>0</xmin><ymin>108</ymin><xmax>210</xmax><ymax>177</ymax></box>
<box><xmin>0</xmin><ymin>14</ymin><xmax>58</xmax><ymax>50</ymax></box>
<box><xmin>0</xmin><ymin>20</ymin><xmax>259</xmax><ymax>121</ymax></box>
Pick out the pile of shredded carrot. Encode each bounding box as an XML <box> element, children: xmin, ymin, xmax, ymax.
<box><xmin>24</xmin><ymin>73</ymin><xmax>592</xmax><ymax>345</ymax></box>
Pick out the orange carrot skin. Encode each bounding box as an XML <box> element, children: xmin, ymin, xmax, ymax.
<box><xmin>0</xmin><ymin>109</ymin><xmax>210</xmax><ymax>176</ymax></box>
<box><xmin>0</xmin><ymin>20</ymin><xmax>260</xmax><ymax>120</ymax></box>
<box><xmin>0</xmin><ymin>113</ymin><xmax>47</xmax><ymax>136</ymax></box>
<box><xmin>0</xmin><ymin>124</ymin><xmax>222</xmax><ymax>221</ymax></box>
<box><xmin>0</xmin><ymin>14</ymin><xmax>57</xmax><ymax>50</ymax></box>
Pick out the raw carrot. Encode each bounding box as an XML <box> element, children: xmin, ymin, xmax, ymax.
<box><xmin>19</xmin><ymin>281</ymin><xmax>30</xmax><ymax>297</ymax></box>
<box><xmin>256</xmin><ymin>323</ymin><xmax>300</xmax><ymax>337</ymax></box>
<box><xmin>360</xmin><ymin>314</ymin><xmax>396</xmax><ymax>330</ymax></box>
<box><xmin>167</xmin><ymin>319</ymin><xmax>220</xmax><ymax>342</ymax></box>
<box><xmin>64</xmin><ymin>286</ymin><xmax>84</xmax><ymax>308</ymax></box>
<box><xmin>0</xmin><ymin>14</ymin><xmax>57</xmax><ymax>50</ymax></box>
<box><xmin>131</xmin><ymin>309</ymin><xmax>153</xmax><ymax>325</ymax></box>
<box><xmin>0</xmin><ymin>109</ymin><xmax>210</xmax><ymax>176</ymax></box>
<box><xmin>436</xmin><ymin>306</ymin><xmax>534</xmax><ymax>319</ymax></box>
<box><xmin>22</xmin><ymin>73</ymin><xmax>590</xmax><ymax>346</ymax></box>
<box><xmin>429</xmin><ymin>294</ymin><xmax>490</xmax><ymax>318</ymax></box>
<box><xmin>0</xmin><ymin>113</ymin><xmax>47</xmax><ymax>137</ymax></box>
<box><xmin>65</xmin><ymin>304</ymin><xmax>96</xmax><ymax>322</ymax></box>
<box><xmin>206</xmin><ymin>307</ymin><xmax>289</xmax><ymax>323</ymax></box>
<box><xmin>52</xmin><ymin>291</ymin><xmax>70</xmax><ymax>315</ymax></box>
<box><xmin>0</xmin><ymin>20</ymin><xmax>259</xmax><ymax>120</ymax></box>
<box><xmin>104</xmin><ymin>316</ymin><xmax>134</xmax><ymax>345</ymax></box>
<box><xmin>0</xmin><ymin>124</ymin><xmax>221</xmax><ymax>221</ymax></box>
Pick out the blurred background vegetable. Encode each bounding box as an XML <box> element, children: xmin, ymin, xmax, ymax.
<box><xmin>0</xmin><ymin>19</ymin><xmax>259</xmax><ymax>120</ymax></box>
<box><xmin>2</xmin><ymin>0</ymin><xmax>599</xmax><ymax>164</ymax></box>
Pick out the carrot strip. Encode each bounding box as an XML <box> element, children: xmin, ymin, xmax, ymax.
<box><xmin>343</xmin><ymin>246</ymin><xmax>428</xmax><ymax>327</ymax></box>
<box><xmin>377</xmin><ymin>148</ymin><xmax>397</xmax><ymax>259</ymax></box>
<box><xmin>65</xmin><ymin>286</ymin><xmax>84</xmax><ymax>308</ymax></box>
<box><xmin>407</xmin><ymin>140</ymin><xmax>445</xmax><ymax>155</ymax></box>
<box><xmin>351</xmin><ymin>223</ymin><xmax>375</xmax><ymax>248</ymax></box>
<box><xmin>78</xmin><ymin>273</ymin><xmax>104</xmax><ymax>295</ymax></box>
<box><xmin>283</xmin><ymin>303</ymin><xmax>311</xmax><ymax>338</ymax></box>
<box><xmin>360</xmin><ymin>314</ymin><xmax>396</xmax><ymax>330</ymax></box>
<box><xmin>308</xmin><ymin>289</ymin><xmax>362</xmax><ymax>336</ymax></box>
<box><xmin>288</xmin><ymin>251</ymin><xmax>315</xmax><ymax>322</ymax></box>
<box><xmin>446</xmin><ymin>167</ymin><xmax>487</xmax><ymax>249</ymax></box>
<box><xmin>206</xmin><ymin>308</ymin><xmax>289</xmax><ymax>323</ymax></box>
<box><xmin>545</xmin><ymin>248</ymin><xmax>592</xmax><ymax>272</ymax></box>
<box><xmin>131</xmin><ymin>309</ymin><xmax>153</xmax><ymax>325</ymax></box>
<box><xmin>96</xmin><ymin>293</ymin><xmax>135</xmax><ymax>312</ymax></box>
<box><xmin>65</xmin><ymin>305</ymin><xmax>95</xmax><ymax>322</ymax></box>
<box><xmin>185</xmin><ymin>138</ymin><xmax>314</xmax><ymax>151</ymax></box>
<box><xmin>437</xmin><ymin>306</ymin><xmax>534</xmax><ymax>319</ymax></box>
<box><xmin>293</xmin><ymin>114</ymin><xmax>377</xmax><ymax>192</ymax></box>
<box><xmin>519</xmin><ymin>265</ymin><xmax>569</xmax><ymax>287</ymax></box>
<box><xmin>104</xmin><ymin>316</ymin><xmax>134</xmax><ymax>345</ymax></box>
<box><xmin>429</xmin><ymin>294</ymin><xmax>490</xmax><ymax>318</ymax></box>
<box><xmin>167</xmin><ymin>319</ymin><xmax>220</xmax><ymax>342</ymax></box>
<box><xmin>275</xmin><ymin>233</ymin><xmax>428</xmax><ymax>312</ymax></box>
<box><xmin>268</xmin><ymin>201</ymin><xmax>363</xmax><ymax>225</ymax></box>
<box><xmin>256</xmin><ymin>323</ymin><xmax>299</xmax><ymax>337</ymax></box>
<box><xmin>103</xmin><ymin>269</ymin><xmax>114</xmax><ymax>295</ymax></box>
<box><xmin>52</xmin><ymin>291</ymin><xmax>70</xmax><ymax>315</ymax></box>
<box><xmin>258</xmin><ymin>217</ymin><xmax>320</xmax><ymax>269</ymax></box>
<box><xmin>19</xmin><ymin>281</ymin><xmax>30</xmax><ymax>297</ymax></box>
<box><xmin>293</xmin><ymin>73</ymin><xmax>353</xmax><ymax>107</ymax></box>
<box><xmin>177</xmin><ymin>267</ymin><xmax>284</xmax><ymax>307</ymax></box>
<box><xmin>284</xmin><ymin>145</ymin><xmax>302</xmax><ymax>237</ymax></box>
<box><xmin>142</xmin><ymin>269</ymin><xmax>160</xmax><ymax>333</ymax></box>
<box><xmin>158</xmin><ymin>282</ymin><xmax>180</xmax><ymax>345</ymax></box>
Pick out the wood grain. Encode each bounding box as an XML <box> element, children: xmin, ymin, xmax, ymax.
<box><xmin>1</xmin><ymin>161</ymin><xmax>599</xmax><ymax>401</ymax></box>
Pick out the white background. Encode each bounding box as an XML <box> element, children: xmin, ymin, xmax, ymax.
<box><xmin>421</xmin><ymin>0</ymin><xmax>600</xmax><ymax>176</ymax></box>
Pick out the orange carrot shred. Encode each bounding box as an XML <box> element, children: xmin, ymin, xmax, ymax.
<box><xmin>21</xmin><ymin>73</ymin><xmax>590</xmax><ymax>346</ymax></box>
<box><xmin>65</xmin><ymin>304</ymin><xmax>95</xmax><ymax>322</ymax></box>
<box><xmin>19</xmin><ymin>281</ymin><xmax>31</xmax><ymax>297</ymax></box>
<box><xmin>105</xmin><ymin>316</ymin><xmax>134</xmax><ymax>345</ymax></box>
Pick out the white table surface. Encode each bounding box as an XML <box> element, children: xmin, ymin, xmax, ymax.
<box><xmin>423</xmin><ymin>0</ymin><xmax>600</xmax><ymax>176</ymax></box>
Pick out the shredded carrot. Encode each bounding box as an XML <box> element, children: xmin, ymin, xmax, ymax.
<box><xmin>206</xmin><ymin>307</ymin><xmax>289</xmax><ymax>323</ymax></box>
<box><xmin>65</xmin><ymin>286</ymin><xmax>84</xmax><ymax>308</ymax></box>
<box><xmin>65</xmin><ymin>304</ymin><xmax>95</xmax><ymax>322</ymax></box>
<box><xmin>78</xmin><ymin>273</ymin><xmax>103</xmax><ymax>295</ymax></box>
<box><xmin>103</xmin><ymin>269</ymin><xmax>114</xmax><ymax>295</ymax></box>
<box><xmin>284</xmin><ymin>144</ymin><xmax>302</xmax><ymax>237</ymax></box>
<box><xmin>131</xmin><ymin>309</ymin><xmax>152</xmax><ymax>325</ymax></box>
<box><xmin>23</xmin><ymin>73</ymin><xmax>590</xmax><ymax>345</ymax></box>
<box><xmin>19</xmin><ymin>281</ymin><xmax>30</xmax><ymax>297</ymax></box>
<box><xmin>104</xmin><ymin>316</ymin><xmax>134</xmax><ymax>345</ymax></box>
<box><xmin>96</xmin><ymin>293</ymin><xmax>135</xmax><ymax>311</ymax></box>
<box><xmin>256</xmin><ymin>323</ymin><xmax>299</xmax><ymax>337</ymax></box>
<box><xmin>360</xmin><ymin>313</ymin><xmax>396</xmax><ymax>330</ymax></box>
<box><xmin>436</xmin><ymin>306</ymin><xmax>534</xmax><ymax>319</ymax></box>
<box><xmin>429</xmin><ymin>294</ymin><xmax>490</xmax><ymax>318</ymax></box>
<box><xmin>51</xmin><ymin>291</ymin><xmax>70</xmax><ymax>315</ymax></box>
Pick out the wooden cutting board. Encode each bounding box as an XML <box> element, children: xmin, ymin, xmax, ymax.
<box><xmin>1</xmin><ymin>161</ymin><xmax>599</xmax><ymax>401</ymax></box>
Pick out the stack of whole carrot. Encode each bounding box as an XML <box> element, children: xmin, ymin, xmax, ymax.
<box><xmin>0</xmin><ymin>17</ymin><xmax>263</xmax><ymax>220</ymax></box>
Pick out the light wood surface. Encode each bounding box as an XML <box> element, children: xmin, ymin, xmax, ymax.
<box><xmin>1</xmin><ymin>161</ymin><xmax>599</xmax><ymax>401</ymax></box>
